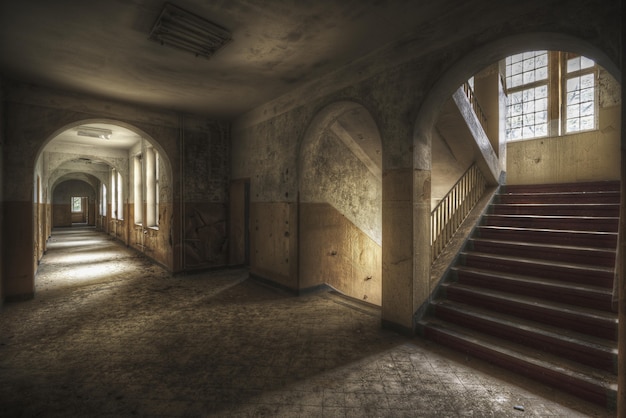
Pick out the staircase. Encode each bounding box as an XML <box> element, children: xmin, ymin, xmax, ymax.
<box><xmin>417</xmin><ymin>181</ymin><xmax>620</xmax><ymax>409</ymax></box>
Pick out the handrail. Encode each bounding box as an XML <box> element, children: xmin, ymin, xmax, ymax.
<box><xmin>462</xmin><ymin>81</ymin><xmax>488</xmax><ymax>133</ymax></box>
<box><xmin>431</xmin><ymin>164</ymin><xmax>486</xmax><ymax>262</ymax></box>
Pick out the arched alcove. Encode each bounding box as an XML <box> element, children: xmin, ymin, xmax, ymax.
<box><xmin>298</xmin><ymin>101</ymin><xmax>383</xmax><ymax>304</ymax></box>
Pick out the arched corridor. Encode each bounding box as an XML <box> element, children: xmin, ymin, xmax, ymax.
<box><xmin>0</xmin><ymin>226</ymin><xmax>612</xmax><ymax>416</ymax></box>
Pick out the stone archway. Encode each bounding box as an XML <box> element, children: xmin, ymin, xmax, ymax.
<box><xmin>298</xmin><ymin>101</ymin><xmax>383</xmax><ymax>304</ymax></box>
<box><xmin>411</xmin><ymin>31</ymin><xmax>624</xmax><ymax>413</ymax></box>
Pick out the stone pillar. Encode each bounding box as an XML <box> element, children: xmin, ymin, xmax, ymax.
<box><xmin>2</xmin><ymin>201</ymin><xmax>35</xmax><ymax>301</ymax></box>
<box><xmin>382</xmin><ymin>168</ymin><xmax>415</xmax><ymax>334</ymax></box>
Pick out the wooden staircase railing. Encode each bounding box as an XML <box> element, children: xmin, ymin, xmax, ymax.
<box><xmin>431</xmin><ymin>164</ymin><xmax>486</xmax><ymax>262</ymax></box>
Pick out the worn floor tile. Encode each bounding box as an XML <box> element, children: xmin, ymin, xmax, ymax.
<box><xmin>0</xmin><ymin>227</ymin><xmax>614</xmax><ymax>417</ymax></box>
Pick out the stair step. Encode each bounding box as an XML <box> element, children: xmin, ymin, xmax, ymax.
<box><xmin>475</xmin><ymin>226</ymin><xmax>618</xmax><ymax>248</ymax></box>
<box><xmin>490</xmin><ymin>203</ymin><xmax>620</xmax><ymax>217</ymax></box>
<box><xmin>469</xmin><ymin>238</ymin><xmax>616</xmax><ymax>268</ymax></box>
<box><xmin>460</xmin><ymin>251</ymin><xmax>615</xmax><ymax>288</ymax></box>
<box><xmin>451</xmin><ymin>265</ymin><xmax>614</xmax><ymax>311</ymax></box>
<box><xmin>482</xmin><ymin>214</ymin><xmax>619</xmax><ymax>232</ymax></box>
<box><xmin>502</xmin><ymin>181</ymin><xmax>621</xmax><ymax>194</ymax></box>
<box><xmin>441</xmin><ymin>283</ymin><xmax>618</xmax><ymax>340</ymax></box>
<box><xmin>418</xmin><ymin>319</ymin><xmax>617</xmax><ymax>408</ymax></box>
<box><xmin>429</xmin><ymin>299</ymin><xmax>618</xmax><ymax>373</ymax></box>
<box><xmin>496</xmin><ymin>191</ymin><xmax>621</xmax><ymax>205</ymax></box>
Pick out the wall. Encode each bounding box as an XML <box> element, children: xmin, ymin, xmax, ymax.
<box><xmin>182</xmin><ymin>121</ymin><xmax>230</xmax><ymax>270</ymax></box>
<box><xmin>507</xmin><ymin>67</ymin><xmax>621</xmax><ymax>184</ymax></box>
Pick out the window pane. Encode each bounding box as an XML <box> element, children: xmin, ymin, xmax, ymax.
<box><xmin>567</xmin><ymin>104</ymin><xmax>580</xmax><ymax>119</ymax></box>
<box><xmin>580</xmin><ymin>115</ymin><xmax>594</xmax><ymax>130</ymax></box>
<box><xmin>580</xmin><ymin>56</ymin><xmax>595</xmax><ymax>69</ymax></box>
<box><xmin>565</xmin><ymin>69</ymin><xmax>596</xmax><ymax>133</ymax></box>
<box><xmin>535</xmin><ymin>98</ymin><xmax>547</xmax><ymax>111</ymax></box>
<box><xmin>580</xmin><ymin>73</ymin><xmax>594</xmax><ymax>89</ymax></box>
<box><xmin>567</xmin><ymin>57</ymin><xmax>580</xmax><ymax>73</ymax></box>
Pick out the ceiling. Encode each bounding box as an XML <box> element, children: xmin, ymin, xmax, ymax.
<box><xmin>0</xmin><ymin>0</ymin><xmax>447</xmax><ymax>119</ymax></box>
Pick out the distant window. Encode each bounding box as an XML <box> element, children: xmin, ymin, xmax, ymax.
<box><xmin>504</xmin><ymin>51</ymin><xmax>597</xmax><ymax>141</ymax></box>
<box><xmin>71</xmin><ymin>196</ymin><xmax>82</xmax><ymax>213</ymax></box>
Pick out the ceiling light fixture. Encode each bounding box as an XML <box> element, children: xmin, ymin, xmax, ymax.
<box><xmin>76</xmin><ymin>126</ymin><xmax>112</xmax><ymax>140</ymax></box>
<box><xmin>149</xmin><ymin>2</ymin><xmax>232</xmax><ymax>59</ymax></box>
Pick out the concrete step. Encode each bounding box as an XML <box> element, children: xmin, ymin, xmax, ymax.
<box><xmin>475</xmin><ymin>226</ymin><xmax>618</xmax><ymax>249</ymax></box>
<box><xmin>450</xmin><ymin>265</ymin><xmax>614</xmax><ymax>311</ymax></box>
<box><xmin>481</xmin><ymin>214</ymin><xmax>619</xmax><ymax>232</ymax></box>
<box><xmin>418</xmin><ymin>319</ymin><xmax>617</xmax><ymax>409</ymax></box>
<box><xmin>459</xmin><ymin>251</ymin><xmax>615</xmax><ymax>288</ymax></box>
<box><xmin>490</xmin><ymin>203</ymin><xmax>620</xmax><ymax>217</ymax></box>
<box><xmin>502</xmin><ymin>181</ymin><xmax>621</xmax><ymax>194</ymax></box>
<box><xmin>441</xmin><ymin>282</ymin><xmax>618</xmax><ymax>341</ymax></box>
<box><xmin>426</xmin><ymin>300</ymin><xmax>618</xmax><ymax>373</ymax></box>
<box><xmin>496</xmin><ymin>191</ymin><xmax>621</xmax><ymax>205</ymax></box>
<box><xmin>468</xmin><ymin>238</ymin><xmax>616</xmax><ymax>268</ymax></box>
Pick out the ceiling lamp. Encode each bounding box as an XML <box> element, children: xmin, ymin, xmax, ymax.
<box><xmin>76</xmin><ymin>126</ymin><xmax>112</xmax><ymax>140</ymax></box>
<box><xmin>149</xmin><ymin>2</ymin><xmax>231</xmax><ymax>59</ymax></box>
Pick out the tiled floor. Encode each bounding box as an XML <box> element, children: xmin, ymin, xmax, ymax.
<box><xmin>0</xmin><ymin>227</ymin><xmax>614</xmax><ymax>417</ymax></box>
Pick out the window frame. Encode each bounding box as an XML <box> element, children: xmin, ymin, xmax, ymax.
<box><xmin>504</xmin><ymin>51</ymin><xmax>598</xmax><ymax>142</ymax></box>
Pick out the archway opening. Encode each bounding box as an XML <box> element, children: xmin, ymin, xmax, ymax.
<box><xmin>33</xmin><ymin>120</ymin><xmax>175</xmax><ymax>291</ymax></box>
<box><xmin>299</xmin><ymin>101</ymin><xmax>383</xmax><ymax>305</ymax></box>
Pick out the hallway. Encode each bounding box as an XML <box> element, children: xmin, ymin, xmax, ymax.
<box><xmin>0</xmin><ymin>228</ymin><xmax>613</xmax><ymax>417</ymax></box>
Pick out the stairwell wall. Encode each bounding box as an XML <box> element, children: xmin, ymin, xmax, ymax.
<box><xmin>506</xmin><ymin>67</ymin><xmax>621</xmax><ymax>184</ymax></box>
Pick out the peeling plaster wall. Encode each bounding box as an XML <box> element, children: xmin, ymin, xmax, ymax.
<box><xmin>182</xmin><ymin>121</ymin><xmax>230</xmax><ymax>270</ymax></box>
<box><xmin>301</xmin><ymin>130</ymin><xmax>382</xmax><ymax>245</ymax></box>
<box><xmin>507</xmin><ymin>68</ymin><xmax>621</xmax><ymax>184</ymax></box>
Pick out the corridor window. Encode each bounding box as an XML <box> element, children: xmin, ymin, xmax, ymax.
<box><xmin>134</xmin><ymin>155</ymin><xmax>143</xmax><ymax>224</ymax></box>
<box><xmin>132</xmin><ymin>148</ymin><xmax>160</xmax><ymax>228</ymax></box>
<box><xmin>111</xmin><ymin>169</ymin><xmax>123</xmax><ymax>220</ymax></box>
<box><xmin>504</xmin><ymin>51</ymin><xmax>597</xmax><ymax>141</ymax></box>
<box><xmin>100</xmin><ymin>184</ymin><xmax>107</xmax><ymax>216</ymax></box>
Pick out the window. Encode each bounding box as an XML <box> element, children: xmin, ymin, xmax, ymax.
<box><xmin>111</xmin><ymin>169</ymin><xmax>123</xmax><ymax>220</ymax></box>
<box><xmin>133</xmin><ymin>148</ymin><xmax>160</xmax><ymax>228</ymax></box>
<box><xmin>100</xmin><ymin>184</ymin><xmax>107</xmax><ymax>216</ymax></box>
<box><xmin>71</xmin><ymin>196</ymin><xmax>82</xmax><ymax>213</ymax></box>
<box><xmin>134</xmin><ymin>155</ymin><xmax>143</xmax><ymax>224</ymax></box>
<box><xmin>117</xmin><ymin>171</ymin><xmax>123</xmax><ymax>220</ymax></box>
<box><xmin>145</xmin><ymin>148</ymin><xmax>159</xmax><ymax>228</ymax></box>
<box><xmin>504</xmin><ymin>51</ymin><xmax>596</xmax><ymax>141</ymax></box>
<box><xmin>564</xmin><ymin>54</ymin><xmax>596</xmax><ymax>133</ymax></box>
<box><xmin>505</xmin><ymin>51</ymin><xmax>549</xmax><ymax>141</ymax></box>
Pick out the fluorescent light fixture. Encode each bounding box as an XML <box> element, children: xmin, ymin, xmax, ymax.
<box><xmin>76</xmin><ymin>126</ymin><xmax>112</xmax><ymax>140</ymax></box>
<box><xmin>149</xmin><ymin>2</ymin><xmax>231</xmax><ymax>59</ymax></box>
